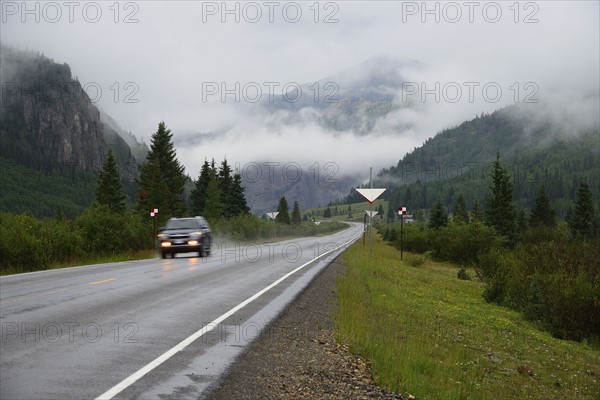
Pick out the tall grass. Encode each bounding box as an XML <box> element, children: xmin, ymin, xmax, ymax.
<box><xmin>335</xmin><ymin>235</ymin><xmax>600</xmax><ymax>399</ymax></box>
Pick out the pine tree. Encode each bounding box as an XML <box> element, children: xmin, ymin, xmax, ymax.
<box><xmin>404</xmin><ymin>187</ymin><xmax>413</xmax><ymax>209</ymax></box>
<box><xmin>137</xmin><ymin>122</ymin><xmax>187</xmax><ymax>222</ymax></box>
<box><xmin>471</xmin><ymin>199</ymin><xmax>483</xmax><ymax>222</ymax></box>
<box><xmin>386</xmin><ymin>205</ymin><xmax>395</xmax><ymax>223</ymax></box>
<box><xmin>229</xmin><ymin>173</ymin><xmax>250</xmax><ymax>217</ymax></box>
<box><xmin>96</xmin><ymin>147</ymin><xmax>126</xmax><ymax>213</ymax></box>
<box><xmin>529</xmin><ymin>185</ymin><xmax>556</xmax><ymax>227</ymax></box>
<box><xmin>378</xmin><ymin>204</ymin><xmax>385</xmax><ymax>220</ymax></box>
<box><xmin>485</xmin><ymin>153</ymin><xmax>517</xmax><ymax>242</ymax></box>
<box><xmin>453</xmin><ymin>194</ymin><xmax>469</xmax><ymax>224</ymax></box>
<box><xmin>323</xmin><ymin>207</ymin><xmax>332</xmax><ymax>218</ymax></box>
<box><xmin>276</xmin><ymin>196</ymin><xmax>291</xmax><ymax>224</ymax></box>
<box><xmin>569</xmin><ymin>181</ymin><xmax>595</xmax><ymax>239</ymax></box>
<box><xmin>219</xmin><ymin>159</ymin><xmax>234</xmax><ymax>218</ymax></box>
<box><xmin>203</xmin><ymin>175</ymin><xmax>223</xmax><ymax>223</ymax></box>
<box><xmin>291</xmin><ymin>201</ymin><xmax>301</xmax><ymax>225</ymax></box>
<box><xmin>517</xmin><ymin>208</ymin><xmax>528</xmax><ymax>237</ymax></box>
<box><xmin>348</xmin><ymin>205</ymin><xmax>353</xmax><ymax>219</ymax></box>
<box><xmin>428</xmin><ymin>200</ymin><xmax>448</xmax><ymax>230</ymax></box>
<box><xmin>190</xmin><ymin>160</ymin><xmax>212</xmax><ymax>216</ymax></box>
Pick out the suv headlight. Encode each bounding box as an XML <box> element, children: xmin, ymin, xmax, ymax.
<box><xmin>192</xmin><ymin>231</ymin><xmax>203</xmax><ymax>236</ymax></box>
<box><xmin>157</xmin><ymin>233</ymin><xmax>166</xmax><ymax>238</ymax></box>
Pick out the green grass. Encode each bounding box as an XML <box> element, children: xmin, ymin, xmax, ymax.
<box><xmin>335</xmin><ymin>234</ymin><xmax>600</xmax><ymax>399</ymax></box>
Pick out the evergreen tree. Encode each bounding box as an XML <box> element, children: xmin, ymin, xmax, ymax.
<box><xmin>229</xmin><ymin>173</ymin><xmax>250</xmax><ymax>217</ymax></box>
<box><xmin>276</xmin><ymin>196</ymin><xmax>291</xmax><ymax>224</ymax></box>
<box><xmin>453</xmin><ymin>194</ymin><xmax>469</xmax><ymax>224</ymax></box>
<box><xmin>137</xmin><ymin>122</ymin><xmax>187</xmax><ymax>222</ymax></box>
<box><xmin>517</xmin><ymin>208</ymin><xmax>528</xmax><ymax>237</ymax></box>
<box><xmin>203</xmin><ymin>175</ymin><xmax>223</xmax><ymax>222</ymax></box>
<box><xmin>529</xmin><ymin>185</ymin><xmax>556</xmax><ymax>227</ymax></box>
<box><xmin>378</xmin><ymin>204</ymin><xmax>385</xmax><ymax>220</ymax></box>
<box><xmin>386</xmin><ymin>205</ymin><xmax>395</xmax><ymax>223</ymax></box>
<box><xmin>291</xmin><ymin>201</ymin><xmax>301</xmax><ymax>225</ymax></box>
<box><xmin>404</xmin><ymin>187</ymin><xmax>413</xmax><ymax>209</ymax></box>
<box><xmin>347</xmin><ymin>205</ymin><xmax>353</xmax><ymax>219</ymax></box>
<box><xmin>595</xmin><ymin>201</ymin><xmax>600</xmax><ymax>238</ymax></box>
<box><xmin>471</xmin><ymin>199</ymin><xmax>483</xmax><ymax>222</ymax></box>
<box><xmin>323</xmin><ymin>207</ymin><xmax>332</xmax><ymax>218</ymax></box>
<box><xmin>219</xmin><ymin>159</ymin><xmax>234</xmax><ymax>218</ymax></box>
<box><xmin>569</xmin><ymin>181</ymin><xmax>595</xmax><ymax>239</ymax></box>
<box><xmin>485</xmin><ymin>153</ymin><xmax>517</xmax><ymax>242</ymax></box>
<box><xmin>428</xmin><ymin>200</ymin><xmax>448</xmax><ymax>230</ymax></box>
<box><xmin>415</xmin><ymin>209</ymin><xmax>425</xmax><ymax>223</ymax></box>
<box><xmin>96</xmin><ymin>147</ymin><xmax>126</xmax><ymax>213</ymax></box>
<box><xmin>190</xmin><ymin>160</ymin><xmax>212</xmax><ymax>216</ymax></box>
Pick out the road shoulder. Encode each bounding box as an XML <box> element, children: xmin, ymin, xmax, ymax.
<box><xmin>204</xmin><ymin>259</ymin><xmax>410</xmax><ymax>399</ymax></box>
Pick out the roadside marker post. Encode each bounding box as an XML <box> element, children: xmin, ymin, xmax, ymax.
<box><xmin>398</xmin><ymin>207</ymin><xmax>407</xmax><ymax>261</ymax></box>
<box><xmin>355</xmin><ymin>167</ymin><xmax>386</xmax><ymax>256</ymax></box>
<box><xmin>150</xmin><ymin>208</ymin><xmax>158</xmax><ymax>242</ymax></box>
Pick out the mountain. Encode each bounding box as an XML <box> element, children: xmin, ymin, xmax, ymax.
<box><xmin>0</xmin><ymin>44</ymin><xmax>141</xmax><ymax>217</ymax></box>
<box><xmin>99</xmin><ymin>109</ymin><xmax>149</xmax><ymax>163</ymax></box>
<box><xmin>260</xmin><ymin>54</ymin><xmax>424</xmax><ymax>134</ymax></box>
<box><xmin>239</xmin><ymin>164</ymin><xmax>358</xmax><ymax>216</ymax></box>
<box><xmin>346</xmin><ymin>103</ymin><xmax>600</xmax><ymax>217</ymax></box>
<box><xmin>232</xmin><ymin>55</ymin><xmax>427</xmax><ymax>213</ymax></box>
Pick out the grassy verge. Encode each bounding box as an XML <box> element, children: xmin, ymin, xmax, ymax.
<box><xmin>335</xmin><ymin>234</ymin><xmax>600</xmax><ymax>399</ymax></box>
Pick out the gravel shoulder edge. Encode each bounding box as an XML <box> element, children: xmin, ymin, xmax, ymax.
<box><xmin>203</xmin><ymin>258</ymin><xmax>411</xmax><ymax>399</ymax></box>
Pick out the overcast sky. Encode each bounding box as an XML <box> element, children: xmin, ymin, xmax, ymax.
<box><xmin>2</xmin><ymin>1</ymin><xmax>599</xmax><ymax>180</ymax></box>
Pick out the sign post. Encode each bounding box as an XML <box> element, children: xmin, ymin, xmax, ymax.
<box><xmin>150</xmin><ymin>208</ymin><xmax>158</xmax><ymax>241</ymax></box>
<box><xmin>355</xmin><ymin>167</ymin><xmax>386</xmax><ymax>256</ymax></box>
<box><xmin>398</xmin><ymin>207</ymin><xmax>407</xmax><ymax>261</ymax></box>
<box><xmin>266</xmin><ymin>211</ymin><xmax>279</xmax><ymax>238</ymax></box>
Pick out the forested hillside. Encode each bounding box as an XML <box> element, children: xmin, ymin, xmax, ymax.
<box><xmin>0</xmin><ymin>44</ymin><xmax>142</xmax><ymax>217</ymax></box>
<box><xmin>343</xmin><ymin>105</ymin><xmax>599</xmax><ymax>217</ymax></box>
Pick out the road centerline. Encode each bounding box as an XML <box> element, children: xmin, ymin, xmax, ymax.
<box><xmin>88</xmin><ymin>278</ymin><xmax>116</xmax><ymax>285</ymax></box>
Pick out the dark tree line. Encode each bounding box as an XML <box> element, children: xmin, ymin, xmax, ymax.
<box><xmin>94</xmin><ymin>121</ymin><xmax>250</xmax><ymax>225</ymax></box>
<box><xmin>190</xmin><ymin>159</ymin><xmax>250</xmax><ymax>223</ymax></box>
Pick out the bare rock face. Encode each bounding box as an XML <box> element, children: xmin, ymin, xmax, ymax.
<box><xmin>0</xmin><ymin>44</ymin><xmax>137</xmax><ymax>181</ymax></box>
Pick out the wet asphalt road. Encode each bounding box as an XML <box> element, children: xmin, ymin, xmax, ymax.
<box><xmin>0</xmin><ymin>223</ymin><xmax>362</xmax><ymax>400</ymax></box>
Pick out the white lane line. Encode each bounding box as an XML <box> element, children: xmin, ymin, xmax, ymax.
<box><xmin>95</xmin><ymin>235</ymin><xmax>359</xmax><ymax>400</ymax></box>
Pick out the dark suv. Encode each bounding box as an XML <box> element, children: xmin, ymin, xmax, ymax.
<box><xmin>157</xmin><ymin>217</ymin><xmax>212</xmax><ymax>259</ymax></box>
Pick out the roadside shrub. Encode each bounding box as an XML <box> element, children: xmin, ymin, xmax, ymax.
<box><xmin>76</xmin><ymin>205</ymin><xmax>153</xmax><ymax>254</ymax></box>
<box><xmin>457</xmin><ymin>267</ymin><xmax>471</xmax><ymax>280</ymax></box>
<box><xmin>478</xmin><ymin>227</ymin><xmax>600</xmax><ymax>341</ymax></box>
<box><xmin>478</xmin><ymin>245</ymin><xmax>519</xmax><ymax>304</ymax></box>
<box><xmin>429</xmin><ymin>221</ymin><xmax>500</xmax><ymax>266</ymax></box>
<box><xmin>394</xmin><ymin>224</ymin><xmax>428</xmax><ymax>254</ymax></box>
<box><xmin>0</xmin><ymin>213</ymin><xmax>48</xmax><ymax>271</ymax></box>
<box><xmin>0</xmin><ymin>212</ymin><xmax>86</xmax><ymax>272</ymax></box>
<box><xmin>38</xmin><ymin>217</ymin><xmax>85</xmax><ymax>263</ymax></box>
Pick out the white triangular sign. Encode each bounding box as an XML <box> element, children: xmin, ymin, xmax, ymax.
<box><xmin>355</xmin><ymin>188</ymin><xmax>386</xmax><ymax>204</ymax></box>
<box><xmin>365</xmin><ymin>210</ymin><xmax>379</xmax><ymax>218</ymax></box>
<box><xmin>266</xmin><ymin>212</ymin><xmax>279</xmax><ymax>220</ymax></box>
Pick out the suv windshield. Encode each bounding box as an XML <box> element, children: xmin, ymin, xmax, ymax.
<box><xmin>165</xmin><ymin>219</ymin><xmax>199</xmax><ymax>230</ymax></box>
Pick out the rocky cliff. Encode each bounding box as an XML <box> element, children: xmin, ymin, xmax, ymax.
<box><xmin>0</xmin><ymin>44</ymin><xmax>137</xmax><ymax>181</ymax></box>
